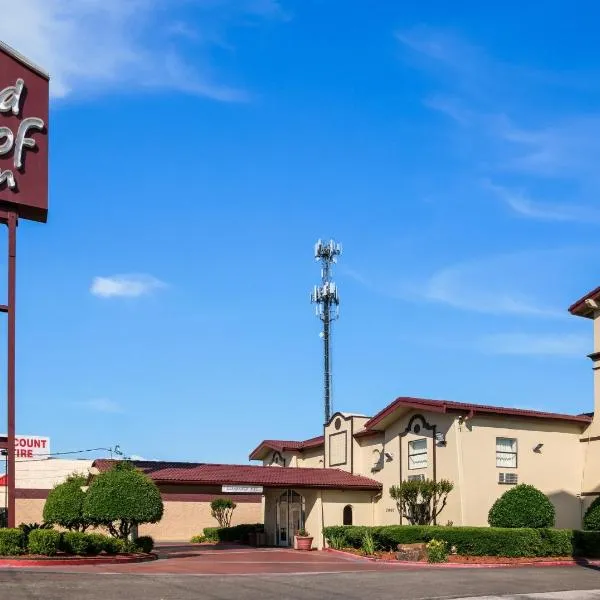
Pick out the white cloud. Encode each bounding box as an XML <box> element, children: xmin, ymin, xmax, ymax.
<box><xmin>0</xmin><ymin>0</ymin><xmax>284</xmax><ymax>100</ymax></box>
<box><xmin>484</xmin><ymin>180</ymin><xmax>600</xmax><ymax>223</ymax></box>
<box><xmin>128</xmin><ymin>454</ymin><xmax>147</xmax><ymax>461</ymax></box>
<box><xmin>90</xmin><ymin>274</ymin><xmax>166</xmax><ymax>298</ymax></box>
<box><xmin>479</xmin><ymin>333</ymin><xmax>589</xmax><ymax>357</ymax></box>
<box><xmin>78</xmin><ymin>398</ymin><xmax>123</xmax><ymax>413</ymax></box>
<box><xmin>397</xmin><ymin>26</ymin><xmax>600</xmax><ymax>217</ymax></box>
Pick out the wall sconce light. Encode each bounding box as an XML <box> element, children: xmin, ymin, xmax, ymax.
<box><xmin>533</xmin><ymin>443</ymin><xmax>544</xmax><ymax>453</ymax></box>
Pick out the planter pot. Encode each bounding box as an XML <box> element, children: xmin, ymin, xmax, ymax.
<box><xmin>295</xmin><ymin>536</ymin><xmax>313</xmax><ymax>551</ymax></box>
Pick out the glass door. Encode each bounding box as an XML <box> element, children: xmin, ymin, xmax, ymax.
<box><xmin>276</xmin><ymin>490</ymin><xmax>305</xmax><ymax>547</ymax></box>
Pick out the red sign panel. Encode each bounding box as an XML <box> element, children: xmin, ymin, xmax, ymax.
<box><xmin>0</xmin><ymin>42</ymin><xmax>49</xmax><ymax>223</ymax></box>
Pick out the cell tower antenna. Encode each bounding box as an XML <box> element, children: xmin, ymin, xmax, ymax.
<box><xmin>310</xmin><ymin>239</ymin><xmax>342</xmax><ymax>424</ymax></box>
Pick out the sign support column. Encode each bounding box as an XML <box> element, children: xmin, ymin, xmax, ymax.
<box><xmin>6</xmin><ymin>212</ymin><xmax>16</xmax><ymax>527</ymax></box>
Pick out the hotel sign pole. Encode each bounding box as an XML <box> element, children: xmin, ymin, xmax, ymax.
<box><xmin>0</xmin><ymin>42</ymin><xmax>50</xmax><ymax>528</ymax></box>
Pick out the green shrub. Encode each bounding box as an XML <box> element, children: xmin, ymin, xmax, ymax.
<box><xmin>203</xmin><ymin>524</ymin><xmax>263</xmax><ymax>543</ymax></box>
<box><xmin>85</xmin><ymin>533</ymin><xmax>108</xmax><ymax>556</ymax></box>
<box><xmin>583</xmin><ymin>497</ymin><xmax>600</xmax><ymax>530</ymax></box>
<box><xmin>61</xmin><ymin>531</ymin><xmax>91</xmax><ymax>556</ymax></box>
<box><xmin>203</xmin><ymin>527</ymin><xmax>219</xmax><ymax>542</ymax></box>
<box><xmin>0</xmin><ymin>528</ymin><xmax>25</xmax><ymax>556</ymax></box>
<box><xmin>573</xmin><ymin>531</ymin><xmax>600</xmax><ymax>558</ymax></box>
<box><xmin>322</xmin><ymin>525</ymin><xmax>578</xmax><ymax>558</ymax></box>
<box><xmin>134</xmin><ymin>536</ymin><xmax>154</xmax><ymax>553</ymax></box>
<box><xmin>426</xmin><ymin>539</ymin><xmax>448</xmax><ymax>563</ymax></box>
<box><xmin>18</xmin><ymin>522</ymin><xmax>52</xmax><ymax>541</ymax></box>
<box><xmin>43</xmin><ymin>474</ymin><xmax>91</xmax><ymax>532</ymax></box>
<box><xmin>83</xmin><ymin>461</ymin><xmax>164</xmax><ymax>540</ymax></box>
<box><xmin>191</xmin><ymin>535</ymin><xmax>206</xmax><ymax>543</ymax></box>
<box><xmin>361</xmin><ymin>530</ymin><xmax>375</xmax><ymax>556</ymax></box>
<box><xmin>488</xmin><ymin>485</ymin><xmax>555</xmax><ymax>528</ymax></box>
<box><xmin>28</xmin><ymin>529</ymin><xmax>61</xmax><ymax>556</ymax></box>
<box><xmin>102</xmin><ymin>536</ymin><xmax>123</xmax><ymax>555</ymax></box>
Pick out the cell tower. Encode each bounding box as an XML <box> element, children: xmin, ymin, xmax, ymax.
<box><xmin>311</xmin><ymin>239</ymin><xmax>342</xmax><ymax>424</ymax></box>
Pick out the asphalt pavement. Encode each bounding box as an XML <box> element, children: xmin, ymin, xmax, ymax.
<box><xmin>2</xmin><ymin>566</ymin><xmax>600</xmax><ymax>599</ymax></box>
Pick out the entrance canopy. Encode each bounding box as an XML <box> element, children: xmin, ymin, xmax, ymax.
<box><xmin>92</xmin><ymin>460</ymin><xmax>381</xmax><ymax>491</ymax></box>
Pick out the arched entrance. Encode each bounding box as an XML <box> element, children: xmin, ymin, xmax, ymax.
<box><xmin>276</xmin><ymin>490</ymin><xmax>305</xmax><ymax>547</ymax></box>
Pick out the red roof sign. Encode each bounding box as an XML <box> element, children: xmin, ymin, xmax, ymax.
<box><xmin>0</xmin><ymin>42</ymin><xmax>49</xmax><ymax>222</ymax></box>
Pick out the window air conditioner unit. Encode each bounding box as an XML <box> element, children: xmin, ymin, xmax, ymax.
<box><xmin>498</xmin><ymin>472</ymin><xmax>518</xmax><ymax>485</ymax></box>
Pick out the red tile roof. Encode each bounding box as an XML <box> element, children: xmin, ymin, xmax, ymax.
<box><xmin>568</xmin><ymin>286</ymin><xmax>600</xmax><ymax>318</ymax></box>
<box><xmin>92</xmin><ymin>460</ymin><xmax>381</xmax><ymax>491</ymax></box>
<box><xmin>0</xmin><ymin>474</ymin><xmax>5</xmax><ymax>486</ymax></box>
<box><xmin>249</xmin><ymin>436</ymin><xmax>324</xmax><ymax>461</ymax></box>
<box><xmin>361</xmin><ymin>396</ymin><xmax>591</xmax><ymax>432</ymax></box>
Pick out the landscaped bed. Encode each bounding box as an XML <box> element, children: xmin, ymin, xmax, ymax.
<box><xmin>0</xmin><ymin>527</ymin><xmax>156</xmax><ymax>561</ymax></box>
<box><xmin>323</xmin><ymin>525</ymin><xmax>600</xmax><ymax>564</ymax></box>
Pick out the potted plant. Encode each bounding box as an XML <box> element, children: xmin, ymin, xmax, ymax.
<box><xmin>294</xmin><ymin>528</ymin><xmax>313</xmax><ymax>551</ymax></box>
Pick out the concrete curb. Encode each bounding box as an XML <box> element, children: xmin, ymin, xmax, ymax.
<box><xmin>324</xmin><ymin>548</ymin><xmax>600</xmax><ymax>569</ymax></box>
<box><xmin>0</xmin><ymin>553</ymin><xmax>158</xmax><ymax>567</ymax></box>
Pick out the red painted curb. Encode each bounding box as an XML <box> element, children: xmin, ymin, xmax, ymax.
<box><xmin>324</xmin><ymin>548</ymin><xmax>600</xmax><ymax>569</ymax></box>
<box><xmin>0</xmin><ymin>553</ymin><xmax>157</xmax><ymax>567</ymax></box>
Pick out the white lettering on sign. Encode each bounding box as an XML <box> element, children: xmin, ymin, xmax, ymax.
<box><xmin>221</xmin><ymin>485</ymin><xmax>263</xmax><ymax>494</ymax></box>
<box><xmin>0</xmin><ymin>78</ymin><xmax>45</xmax><ymax>191</ymax></box>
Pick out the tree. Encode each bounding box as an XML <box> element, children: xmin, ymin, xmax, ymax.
<box><xmin>43</xmin><ymin>474</ymin><xmax>90</xmax><ymax>532</ymax></box>
<box><xmin>83</xmin><ymin>461</ymin><xmax>164</xmax><ymax>540</ymax></box>
<box><xmin>389</xmin><ymin>479</ymin><xmax>453</xmax><ymax>525</ymax></box>
<box><xmin>210</xmin><ymin>498</ymin><xmax>236</xmax><ymax>528</ymax></box>
<box><xmin>488</xmin><ymin>484</ymin><xmax>555</xmax><ymax>528</ymax></box>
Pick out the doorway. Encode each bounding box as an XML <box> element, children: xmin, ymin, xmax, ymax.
<box><xmin>276</xmin><ymin>490</ymin><xmax>305</xmax><ymax>547</ymax></box>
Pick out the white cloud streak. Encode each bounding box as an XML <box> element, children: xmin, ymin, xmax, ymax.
<box><xmin>397</xmin><ymin>26</ymin><xmax>600</xmax><ymax>220</ymax></box>
<box><xmin>90</xmin><ymin>274</ymin><xmax>166</xmax><ymax>298</ymax></box>
<box><xmin>0</xmin><ymin>0</ymin><xmax>284</xmax><ymax>100</ymax></box>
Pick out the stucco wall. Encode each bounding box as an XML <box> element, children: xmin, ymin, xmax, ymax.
<box><xmin>139</xmin><ymin>499</ymin><xmax>262</xmax><ymax>541</ymax></box>
<box><xmin>351</xmin><ymin>409</ymin><xmax>585</xmax><ymax>529</ymax></box>
<box><xmin>15</xmin><ymin>498</ymin><xmax>45</xmax><ymax>525</ymax></box>
<box><xmin>459</xmin><ymin>416</ymin><xmax>585</xmax><ymax>528</ymax></box>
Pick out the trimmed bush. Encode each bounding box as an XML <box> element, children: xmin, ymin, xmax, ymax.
<box><xmin>191</xmin><ymin>535</ymin><xmax>206</xmax><ymax>543</ymax></box>
<box><xmin>488</xmin><ymin>484</ymin><xmax>555</xmax><ymax>528</ymax></box>
<box><xmin>43</xmin><ymin>474</ymin><xmax>90</xmax><ymax>532</ymax></box>
<box><xmin>102</xmin><ymin>536</ymin><xmax>124</xmax><ymax>555</ymax></box>
<box><xmin>83</xmin><ymin>461</ymin><xmax>164</xmax><ymax>540</ymax></box>
<box><xmin>28</xmin><ymin>529</ymin><xmax>61</xmax><ymax>556</ymax></box>
<box><xmin>61</xmin><ymin>531</ymin><xmax>91</xmax><ymax>556</ymax></box>
<box><xmin>0</xmin><ymin>528</ymin><xmax>25</xmax><ymax>556</ymax></box>
<box><xmin>583</xmin><ymin>497</ymin><xmax>600</xmax><ymax>531</ymax></box>
<box><xmin>134</xmin><ymin>536</ymin><xmax>154</xmax><ymax>553</ymax></box>
<box><xmin>573</xmin><ymin>531</ymin><xmax>600</xmax><ymax>558</ymax></box>
<box><xmin>322</xmin><ymin>525</ymin><xmax>585</xmax><ymax>558</ymax></box>
<box><xmin>202</xmin><ymin>524</ymin><xmax>263</xmax><ymax>543</ymax></box>
<box><xmin>86</xmin><ymin>533</ymin><xmax>109</xmax><ymax>556</ymax></box>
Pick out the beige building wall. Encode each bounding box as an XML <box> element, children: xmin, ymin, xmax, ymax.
<box><xmin>459</xmin><ymin>416</ymin><xmax>585</xmax><ymax>528</ymax></box>
<box><xmin>15</xmin><ymin>498</ymin><xmax>45</xmax><ymax>525</ymax></box>
<box><xmin>139</xmin><ymin>499</ymin><xmax>262</xmax><ymax>541</ymax></box>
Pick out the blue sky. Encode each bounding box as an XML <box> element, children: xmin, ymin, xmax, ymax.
<box><xmin>0</xmin><ymin>0</ymin><xmax>598</xmax><ymax>464</ymax></box>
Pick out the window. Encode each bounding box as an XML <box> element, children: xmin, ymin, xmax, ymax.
<box><xmin>343</xmin><ymin>505</ymin><xmax>353</xmax><ymax>526</ymax></box>
<box><xmin>496</xmin><ymin>437</ymin><xmax>517</xmax><ymax>468</ymax></box>
<box><xmin>408</xmin><ymin>438</ymin><xmax>427</xmax><ymax>470</ymax></box>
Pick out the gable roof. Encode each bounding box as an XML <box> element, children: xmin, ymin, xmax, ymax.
<box><xmin>569</xmin><ymin>286</ymin><xmax>600</xmax><ymax>319</ymax></box>
<box><xmin>360</xmin><ymin>396</ymin><xmax>592</xmax><ymax>432</ymax></box>
<box><xmin>249</xmin><ymin>436</ymin><xmax>324</xmax><ymax>461</ymax></box>
<box><xmin>91</xmin><ymin>459</ymin><xmax>381</xmax><ymax>491</ymax></box>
